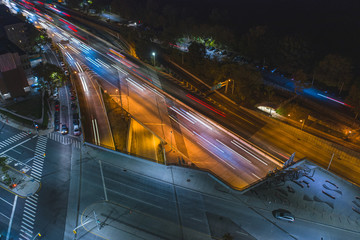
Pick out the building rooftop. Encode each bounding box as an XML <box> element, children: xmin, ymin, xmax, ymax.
<box><xmin>0</xmin><ymin>37</ymin><xmax>25</xmax><ymax>56</ymax></box>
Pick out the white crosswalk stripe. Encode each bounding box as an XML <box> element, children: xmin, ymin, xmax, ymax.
<box><xmin>20</xmin><ymin>136</ymin><xmax>47</xmax><ymax>237</ymax></box>
<box><xmin>0</xmin><ymin>131</ymin><xmax>30</xmax><ymax>149</ymax></box>
<box><xmin>47</xmin><ymin>132</ymin><xmax>81</xmax><ymax>148</ymax></box>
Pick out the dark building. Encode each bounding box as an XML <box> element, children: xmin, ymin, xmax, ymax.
<box><xmin>0</xmin><ymin>4</ymin><xmax>28</xmax><ymax>51</ymax></box>
<box><xmin>0</xmin><ymin>38</ymin><xmax>30</xmax><ymax>100</ymax></box>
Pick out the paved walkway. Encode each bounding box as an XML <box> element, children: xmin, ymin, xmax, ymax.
<box><xmin>0</xmin><ymin>167</ymin><xmax>40</xmax><ymax>198</ymax></box>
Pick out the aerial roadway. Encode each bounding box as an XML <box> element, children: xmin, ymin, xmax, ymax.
<box><xmin>11</xmin><ymin>0</ymin><xmax>360</xmax><ymax>189</ymax></box>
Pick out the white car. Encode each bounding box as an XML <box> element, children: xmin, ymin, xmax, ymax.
<box><xmin>64</xmin><ymin>70</ymin><xmax>69</xmax><ymax>76</ymax></box>
<box><xmin>74</xmin><ymin>125</ymin><xmax>81</xmax><ymax>136</ymax></box>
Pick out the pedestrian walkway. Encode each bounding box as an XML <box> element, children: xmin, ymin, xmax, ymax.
<box><xmin>0</xmin><ymin>132</ymin><xmax>30</xmax><ymax>150</ymax></box>
<box><xmin>47</xmin><ymin>132</ymin><xmax>81</xmax><ymax>148</ymax></box>
<box><xmin>19</xmin><ymin>136</ymin><xmax>47</xmax><ymax>240</ymax></box>
<box><xmin>19</xmin><ymin>193</ymin><xmax>39</xmax><ymax>240</ymax></box>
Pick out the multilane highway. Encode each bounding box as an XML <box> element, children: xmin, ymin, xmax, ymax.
<box><xmin>34</xmin><ymin>6</ymin><xmax>282</xmax><ymax>190</ymax></box>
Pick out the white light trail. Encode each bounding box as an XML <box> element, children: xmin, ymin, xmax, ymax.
<box><xmin>231</xmin><ymin>140</ymin><xmax>268</xmax><ymax>166</ymax></box>
<box><xmin>85</xmin><ymin>57</ymin><xmax>101</xmax><ymax>67</ymax></box>
<box><xmin>95</xmin><ymin>58</ymin><xmax>110</xmax><ymax>69</ymax></box>
<box><xmin>65</xmin><ymin>52</ymin><xmax>73</xmax><ymax>60</ymax></box>
<box><xmin>125</xmin><ymin>78</ymin><xmax>145</xmax><ymax>91</ymax></box>
<box><xmin>92</xmin><ymin>119</ymin><xmax>100</xmax><ymax>145</ymax></box>
<box><xmin>216</xmin><ymin>139</ymin><xmax>252</xmax><ymax>164</ymax></box>
<box><xmin>57</xmin><ymin>43</ymin><xmax>65</xmax><ymax>50</ymax></box>
<box><xmin>170</xmin><ymin>106</ymin><xmax>196</xmax><ymax>124</ymax></box>
<box><xmin>112</xmin><ymin>64</ymin><xmax>128</xmax><ymax>75</ymax></box>
<box><xmin>193</xmin><ymin>131</ymin><xmax>224</xmax><ymax>153</ymax></box>
<box><xmin>68</xmin><ymin>45</ymin><xmax>80</xmax><ymax>54</ymax></box>
<box><xmin>75</xmin><ymin>62</ymin><xmax>83</xmax><ymax>73</ymax></box>
<box><xmin>195</xmin><ymin>140</ymin><xmax>235</xmax><ymax>170</ymax></box>
<box><xmin>79</xmin><ymin>75</ymin><xmax>88</xmax><ymax>92</ymax></box>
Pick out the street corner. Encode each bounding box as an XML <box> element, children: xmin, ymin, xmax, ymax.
<box><xmin>80</xmin><ymin>201</ymin><xmax>134</xmax><ymax>239</ymax></box>
<box><xmin>0</xmin><ymin>167</ymin><xmax>40</xmax><ymax>198</ymax></box>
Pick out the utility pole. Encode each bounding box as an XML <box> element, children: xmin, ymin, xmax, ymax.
<box><xmin>117</xmin><ymin>73</ymin><xmax>124</xmax><ymax>118</ymax></box>
<box><xmin>339</xmin><ymin>81</ymin><xmax>344</xmax><ymax>95</ymax></box>
<box><xmin>94</xmin><ymin>211</ymin><xmax>101</xmax><ymax>230</ymax></box>
<box><xmin>311</xmin><ymin>73</ymin><xmax>315</xmax><ymax>87</ymax></box>
<box><xmin>232</xmin><ymin>79</ymin><xmax>235</xmax><ymax>95</ymax></box>
<box><xmin>170</xmin><ymin>130</ymin><xmax>173</xmax><ymax>150</ymax></box>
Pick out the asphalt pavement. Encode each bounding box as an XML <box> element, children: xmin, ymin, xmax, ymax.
<box><xmin>64</xmin><ymin>143</ymin><xmax>360</xmax><ymax>240</ymax></box>
<box><xmin>0</xmin><ymin>118</ymin><xmax>77</xmax><ymax>239</ymax></box>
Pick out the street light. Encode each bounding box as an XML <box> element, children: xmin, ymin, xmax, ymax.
<box><xmin>152</xmin><ymin>52</ymin><xmax>156</xmax><ymax>66</ymax></box>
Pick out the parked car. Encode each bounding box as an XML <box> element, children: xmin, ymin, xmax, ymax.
<box><xmin>272</xmin><ymin>209</ymin><xmax>295</xmax><ymax>222</ymax></box>
<box><xmin>64</xmin><ymin>70</ymin><xmax>69</xmax><ymax>76</ymax></box>
<box><xmin>74</xmin><ymin>126</ymin><xmax>81</xmax><ymax>136</ymax></box>
<box><xmin>54</xmin><ymin>123</ymin><xmax>60</xmax><ymax>132</ymax></box>
<box><xmin>60</xmin><ymin>62</ymin><xmax>65</xmax><ymax>67</ymax></box>
<box><xmin>61</xmin><ymin>124</ymin><xmax>68</xmax><ymax>135</ymax></box>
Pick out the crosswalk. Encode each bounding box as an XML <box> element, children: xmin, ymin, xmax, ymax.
<box><xmin>47</xmin><ymin>132</ymin><xmax>81</xmax><ymax>148</ymax></box>
<box><xmin>19</xmin><ymin>136</ymin><xmax>47</xmax><ymax>240</ymax></box>
<box><xmin>0</xmin><ymin>132</ymin><xmax>29</xmax><ymax>149</ymax></box>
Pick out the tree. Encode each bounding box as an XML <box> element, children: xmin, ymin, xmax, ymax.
<box><xmin>0</xmin><ymin>157</ymin><xmax>9</xmax><ymax>174</ymax></box>
<box><xmin>292</xmin><ymin>69</ymin><xmax>308</xmax><ymax>94</ymax></box>
<box><xmin>26</xmin><ymin>23</ymin><xmax>51</xmax><ymax>53</ymax></box>
<box><xmin>188</xmin><ymin>42</ymin><xmax>206</xmax><ymax>61</ymax></box>
<box><xmin>33</xmin><ymin>63</ymin><xmax>65</xmax><ymax>94</ymax></box>
<box><xmin>0</xmin><ymin>157</ymin><xmax>10</xmax><ymax>185</ymax></box>
<box><xmin>239</xmin><ymin>26</ymin><xmax>268</xmax><ymax>61</ymax></box>
<box><xmin>315</xmin><ymin>54</ymin><xmax>353</xmax><ymax>93</ymax></box>
<box><xmin>265</xmin><ymin>85</ymin><xmax>275</xmax><ymax>102</ymax></box>
<box><xmin>346</xmin><ymin>80</ymin><xmax>360</xmax><ymax>121</ymax></box>
<box><xmin>219</xmin><ymin>64</ymin><xmax>262</xmax><ymax>105</ymax></box>
<box><xmin>222</xmin><ymin>233</ymin><xmax>233</xmax><ymax>240</ymax></box>
<box><xmin>275</xmin><ymin>35</ymin><xmax>314</xmax><ymax>73</ymax></box>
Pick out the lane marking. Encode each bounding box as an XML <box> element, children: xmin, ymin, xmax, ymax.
<box><xmin>99</xmin><ymin>160</ymin><xmax>108</xmax><ymax>201</ymax></box>
<box><xmin>0</xmin><ymin>196</ymin><xmax>13</xmax><ymax>206</ymax></box>
<box><xmin>6</xmin><ymin>195</ymin><xmax>17</xmax><ymax>240</ymax></box>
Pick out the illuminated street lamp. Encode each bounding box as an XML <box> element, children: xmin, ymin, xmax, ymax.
<box><xmin>152</xmin><ymin>52</ymin><xmax>156</xmax><ymax>66</ymax></box>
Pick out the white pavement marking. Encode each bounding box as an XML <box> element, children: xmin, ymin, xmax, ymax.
<box><xmin>22</xmin><ymin>217</ymin><xmax>34</xmax><ymax>226</ymax></box>
<box><xmin>19</xmin><ymin>233</ymin><xmax>30</xmax><ymax>240</ymax></box>
<box><xmin>20</xmin><ymin>229</ymin><xmax>32</xmax><ymax>237</ymax></box>
<box><xmin>25</xmin><ymin>203</ymin><xmax>36</xmax><ymax>212</ymax></box>
<box><xmin>0</xmin><ymin>212</ymin><xmax>10</xmax><ymax>220</ymax></box>
<box><xmin>99</xmin><ymin>160</ymin><xmax>108</xmax><ymax>201</ymax></box>
<box><xmin>0</xmin><ymin>137</ymin><xmax>34</xmax><ymax>156</ymax></box>
<box><xmin>24</xmin><ymin>207</ymin><xmax>36</xmax><ymax>215</ymax></box>
<box><xmin>6</xmin><ymin>195</ymin><xmax>17</xmax><ymax>240</ymax></box>
<box><xmin>22</xmin><ymin>214</ymin><xmax>34</xmax><ymax>222</ymax></box>
<box><xmin>0</xmin><ymin>196</ymin><xmax>13</xmax><ymax>206</ymax></box>
<box><xmin>21</xmin><ymin>221</ymin><xmax>34</xmax><ymax>230</ymax></box>
<box><xmin>23</xmin><ymin>211</ymin><xmax>36</xmax><ymax>219</ymax></box>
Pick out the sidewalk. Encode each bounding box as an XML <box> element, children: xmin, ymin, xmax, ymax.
<box><xmin>1</xmin><ymin>111</ymin><xmax>53</xmax><ymax>136</ymax></box>
<box><xmin>241</xmin><ymin>160</ymin><xmax>360</xmax><ymax>233</ymax></box>
<box><xmin>0</xmin><ymin>167</ymin><xmax>40</xmax><ymax>198</ymax></box>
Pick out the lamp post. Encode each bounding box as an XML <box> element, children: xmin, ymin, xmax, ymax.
<box><xmin>152</xmin><ymin>52</ymin><xmax>156</xmax><ymax>66</ymax></box>
<box><xmin>300</xmin><ymin>119</ymin><xmax>305</xmax><ymax>131</ymax></box>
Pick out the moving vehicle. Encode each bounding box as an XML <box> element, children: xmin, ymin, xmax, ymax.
<box><xmin>61</xmin><ymin>124</ymin><xmax>68</xmax><ymax>135</ymax></box>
